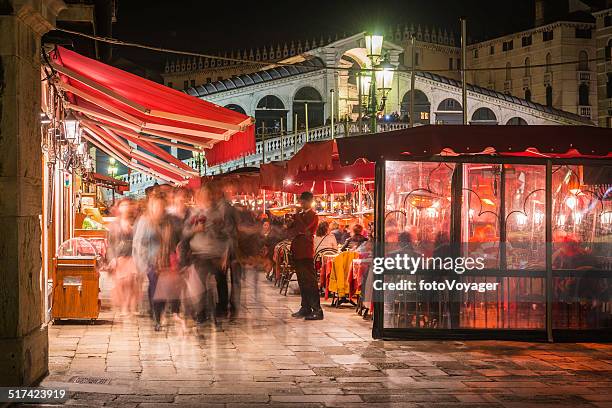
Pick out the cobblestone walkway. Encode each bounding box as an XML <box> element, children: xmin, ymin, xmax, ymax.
<box><xmin>41</xmin><ymin>274</ymin><xmax>612</xmax><ymax>408</ymax></box>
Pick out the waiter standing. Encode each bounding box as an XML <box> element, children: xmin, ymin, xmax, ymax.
<box><xmin>289</xmin><ymin>191</ymin><xmax>324</xmax><ymax>320</ymax></box>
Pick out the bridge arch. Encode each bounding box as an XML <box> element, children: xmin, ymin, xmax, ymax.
<box><xmin>506</xmin><ymin>116</ymin><xmax>528</xmax><ymax>125</ymax></box>
<box><xmin>470</xmin><ymin>107</ymin><xmax>498</xmax><ymax>125</ymax></box>
<box><xmin>255</xmin><ymin>95</ymin><xmax>287</xmax><ymax>135</ymax></box>
<box><xmin>400</xmin><ymin>89</ymin><xmax>431</xmax><ymax>124</ymax></box>
<box><xmin>292</xmin><ymin>86</ymin><xmax>325</xmax><ymax>129</ymax></box>
<box><xmin>434</xmin><ymin>98</ymin><xmax>462</xmax><ymax>124</ymax></box>
<box><xmin>224</xmin><ymin>104</ymin><xmax>246</xmax><ymax>115</ymax></box>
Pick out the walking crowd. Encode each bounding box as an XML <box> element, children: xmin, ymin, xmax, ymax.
<box><xmin>105</xmin><ymin>185</ymin><xmax>371</xmax><ymax>330</ymax></box>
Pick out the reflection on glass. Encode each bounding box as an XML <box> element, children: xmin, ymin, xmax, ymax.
<box><xmin>462</xmin><ymin>164</ymin><xmax>501</xmax><ymax>269</ymax></box>
<box><xmin>504</xmin><ymin>164</ymin><xmax>546</xmax><ymax>270</ymax></box>
<box><xmin>384</xmin><ymin>161</ymin><xmax>454</xmax><ymax>257</ymax></box>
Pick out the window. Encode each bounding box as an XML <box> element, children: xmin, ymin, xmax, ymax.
<box><xmin>522</xmin><ymin>35</ymin><xmax>532</xmax><ymax>47</ymax></box>
<box><xmin>490</xmin><ymin>45</ymin><xmax>495</xmax><ymax>55</ymax></box>
<box><xmin>524</xmin><ymin>57</ymin><xmax>531</xmax><ymax>77</ymax></box>
<box><xmin>183</xmin><ymin>80</ymin><xmax>188</xmax><ymax>89</ymax></box>
<box><xmin>545</xmin><ymin>53</ymin><xmax>552</xmax><ymax>72</ymax></box>
<box><xmin>474</xmin><ymin>49</ymin><xmax>479</xmax><ymax>58</ymax></box>
<box><xmin>607</xmin><ymin>74</ymin><xmax>612</xmax><ymax>99</ymax></box>
<box><xmin>543</xmin><ymin>30</ymin><xmax>554</xmax><ymax>42</ymax></box>
<box><xmin>575</xmin><ymin>28</ymin><xmax>592</xmax><ymax>39</ymax></box>
<box><xmin>190</xmin><ymin>79</ymin><xmax>196</xmax><ymax>87</ymax></box>
<box><xmin>502</xmin><ymin>40</ymin><xmax>514</xmax><ymax>51</ymax></box>
<box><xmin>579</xmin><ymin>84</ymin><xmax>589</xmax><ymax>105</ymax></box>
<box><xmin>605</xmin><ymin>15</ymin><xmax>612</xmax><ymax>27</ymax></box>
<box><xmin>546</xmin><ymin>85</ymin><xmax>553</xmax><ymax>106</ymax></box>
<box><xmin>524</xmin><ymin>88</ymin><xmax>532</xmax><ymax>101</ymax></box>
<box><xmin>457</xmin><ymin>58</ymin><xmax>461</xmax><ymax>69</ymax></box>
<box><xmin>448</xmin><ymin>58</ymin><xmax>453</xmax><ymax>70</ymax></box>
<box><xmin>578</xmin><ymin>50</ymin><xmax>589</xmax><ymax>71</ymax></box>
<box><xmin>206</xmin><ymin>77</ymin><xmax>212</xmax><ymax>83</ymax></box>
<box><xmin>415</xmin><ymin>52</ymin><xmax>420</xmax><ymax>66</ymax></box>
<box><xmin>606</xmin><ymin>39</ymin><xmax>612</xmax><ymax>62</ymax></box>
<box><xmin>167</xmin><ymin>82</ymin><xmax>173</xmax><ymax>89</ymax></box>
<box><xmin>505</xmin><ymin>62</ymin><xmax>512</xmax><ymax>81</ymax></box>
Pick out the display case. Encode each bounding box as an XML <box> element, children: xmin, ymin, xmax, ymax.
<box><xmin>52</xmin><ymin>237</ymin><xmax>100</xmax><ymax>321</ymax></box>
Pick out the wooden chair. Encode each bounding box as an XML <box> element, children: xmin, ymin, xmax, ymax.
<box><xmin>314</xmin><ymin>247</ymin><xmax>338</xmax><ymax>295</ymax></box>
<box><xmin>279</xmin><ymin>249</ymin><xmax>297</xmax><ymax>296</ymax></box>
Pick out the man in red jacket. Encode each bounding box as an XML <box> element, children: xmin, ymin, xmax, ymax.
<box><xmin>289</xmin><ymin>191</ymin><xmax>324</xmax><ymax>320</ymax></box>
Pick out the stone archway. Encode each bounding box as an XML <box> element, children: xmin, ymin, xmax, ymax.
<box><xmin>255</xmin><ymin>95</ymin><xmax>287</xmax><ymax>135</ymax></box>
<box><xmin>470</xmin><ymin>107</ymin><xmax>498</xmax><ymax>125</ymax></box>
<box><xmin>435</xmin><ymin>98</ymin><xmax>462</xmax><ymax>125</ymax></box>
<box><xmin>506</xmin><ymin>116</ymin><xmax>528</xmax><ymax>125</ymax></box>
<box><xmin>224</xmin><ymin>104</ymin><xmax>247</xmax><ymax>115</ymax></box>
<box><xmin>292</xmin><ymin>86</ymin><xmax>324</xmax><ymax>129</ymax></box>
<box><xmin>401</xmin><ymin>89</ymin><xmax>431</xmax><ymax>125</ymax></box>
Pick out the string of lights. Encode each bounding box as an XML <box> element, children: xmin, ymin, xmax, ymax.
<box><xmin>55</xmin><ymin>27</ymin><xmax>606</xmax><ymax>75</ymax></box>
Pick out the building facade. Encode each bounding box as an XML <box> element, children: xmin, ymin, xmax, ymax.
<box><xmin>594</xmin><ymin>7</ymin><xmax>612</xmax><ymax>127</ymax></box>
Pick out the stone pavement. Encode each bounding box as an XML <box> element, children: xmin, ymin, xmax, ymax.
<box><xmin>38</xmin><ymin>273</ymin><xmax>612</xmax><ymax>408</ymax></box>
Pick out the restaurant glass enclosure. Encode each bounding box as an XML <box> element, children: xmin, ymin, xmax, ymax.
<box><xmin>338</xmin><ymin>125</ymin><xmax>612</xmax><ymax>341</ymax></box>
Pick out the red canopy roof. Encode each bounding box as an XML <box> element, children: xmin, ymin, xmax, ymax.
<box><xmin>286</xmin><ymin>140</ymin><xmax>337</xmax><ymax>176</ymax></box>
<box><xmin>337</xmin><ymin>125</ymin><xmax>612</xmax><ymax>164</ymax></box>
<box><xmin>49</xmin><ymin>46</ymin><xmax>255</xmax><ymax>184</ymax></box>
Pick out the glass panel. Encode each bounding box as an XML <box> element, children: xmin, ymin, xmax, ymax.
<box><xmin>552</xmin><ymin>164</ymin><xmax>612</xmax><ymax>330</ymax></box>
<box><xmin>384</xmin><ymin>162</ymin><xmax>454</xmax><ymax>256</ymax></box>
<box><xmin>462</xmin><ymin>163</ymin><xmax>501</xmax><ymax>269</ymax></box>
<box><xmin>504</xmin><ymin>164</ymin><xmax>546</xmax><ymax>270</ymax></box>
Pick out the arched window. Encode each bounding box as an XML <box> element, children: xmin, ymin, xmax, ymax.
<box><xmin>224</xmin><ymin>104</ymin><xmax>246</xmax><ymax>114</ymax></box>
<box><xmin>606</xmin><ymin>39</ymin><xmax>612</xmax><ymax>62</ymax></box>
<box><xmin>524</xmin><ymin>57</ymin><xmax>531</xmax><ymax>77</ymax></box>
<box><xmin>293</xmin><ymin>86</ymin><xmax>324</xmax><ymax>128</ymax></box>
<box><xmin>471</xmin><ymin>107</ymin><xmax>498</xmax><ymax>125</ymax></box>
<box><xmin>400</xmin><ymin>90</ymin><xmax>431</xmax><ymax>124</ymax></box>
<box><xmin>607</xmin><ymin>73</ymin><xmax>612</xmax><ymax>99</ymax></box>
<box><xmin>506</xmin><ymin>117</ymin><xmax>528</xmax><ymax>125</ymax></box>
<box><xmin>524</xmin><ymin>88</ymin><xmax>532</xmax><ymax>101</ymax></box>
<box><xmin>437</xmin><ymin>98</ymin><xmax>462</xmax><ymax>111</ymax></box>
<box><xmin>546</xmin><ymin>85</ymin><xmax>553</xmax><ymax>107</ymax></box>
<box><xmin>545</xmin><ymin>53</ymin><xmax>552</xmax><ymax>73</ymax></box>
<box><xmin>578</xmin><ymin>84</ymin><xmax>589</xmax><ymax>106</ymax></box>
<box><xmin>505</xmin><ymin>62</ymin><xmax>511</xmax><ymax>81</ymax></box>
<box><xmin>578</xmin><ymin>50</ymin><xmax>589</xmax><ymax>71</ymax></box>
<box><xmin>255</xmin><ymin>95</ymin><xmax>286</xmax><ymax>135</ymax></box>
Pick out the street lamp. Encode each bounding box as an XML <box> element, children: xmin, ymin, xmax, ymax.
<box><xmin>362</xmin><ymin>33</ymin><xmax>394</xmax><ymax>133</ymax></box>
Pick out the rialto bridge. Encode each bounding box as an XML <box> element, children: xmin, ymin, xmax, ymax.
<box><xmin>121</xmin><ymin>32</ymin><xmax>591</xmax><ymax>196</ymax></box>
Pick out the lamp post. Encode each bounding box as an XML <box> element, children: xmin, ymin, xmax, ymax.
<box><xmin>107</xmin><ymin>157</ymin><xmax>118</xmax><ymax>205</ymax></box>
<box><xmin>363</xmin><ymin>33</ymin><xmax>394</xmax><ymax>134</ymax></box>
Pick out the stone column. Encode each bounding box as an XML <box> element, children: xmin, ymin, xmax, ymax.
<box><xmin>0</xmin><ymin>0</ymin><xmax>64</xmax><ymax>386</ymax></box>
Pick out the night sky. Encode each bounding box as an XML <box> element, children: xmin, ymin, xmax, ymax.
<box><xmin>111</xmin><ymin>0</ymin><xmax>535</xmax><ymax>69</ymax></box>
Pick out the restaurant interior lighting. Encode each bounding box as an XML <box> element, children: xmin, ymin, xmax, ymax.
<box><xmin>565</xmin><ymin>195</ymin><xmax>577</xmax><ymax>210</ymax></box>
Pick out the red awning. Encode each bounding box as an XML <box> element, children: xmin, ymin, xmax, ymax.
<box><xmin>286</xmin><ymin>140</ymin><xmax>338</xmax><ymax>176</ymax></box>
<box><xmin>260</xmin><ymin>161</ymin><xmax>288</xmax><ymax>191</ymax></box>
<box><xmin>337</xmin><ymin>125</ymin><xmax>612</xmax><ymax>165</ymax></box>
<box><xmin>86</xmin><ymin>172</ymin><xmax>129</xmax><ymax>194</ymax></box>
<box><xmin>49</xmin><ymin>46</ymin><xmax>255</xmax><ymax>184</ymax></box>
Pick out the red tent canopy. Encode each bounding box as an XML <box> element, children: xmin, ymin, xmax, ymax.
<box><xmin>49</xmin><ymin>46</ymin><xmax>255</xmax><ymax>184</ymax></box>
<box><xmin>286</xmin><ymin>140</ymin><xmax>337</xmax><ymax>176</ymax></box>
